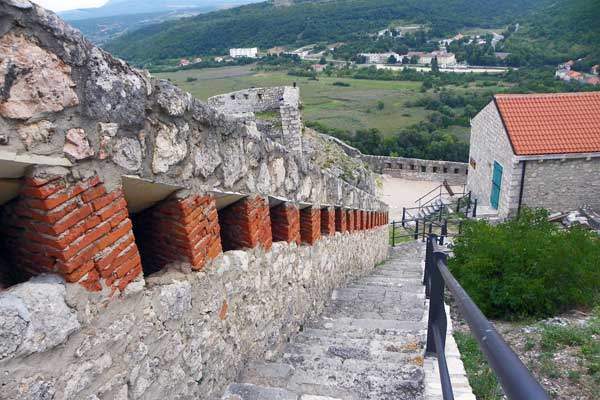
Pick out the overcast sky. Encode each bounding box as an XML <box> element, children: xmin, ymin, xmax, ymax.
<box><xmin>33</xmin><ymin>0</ymin><xmax>108</xmax><ymax>12</ymax></box>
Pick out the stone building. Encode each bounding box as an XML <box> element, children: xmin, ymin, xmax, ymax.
<box><xmin>467</xmin><ymin>92</ymin><xmax>600</xmax><ymax>218</ymax></box>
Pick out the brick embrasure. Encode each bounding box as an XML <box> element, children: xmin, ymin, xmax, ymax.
<box><xmin>270</xmin><ymin>203</ymin><xmax>301</xmax><ymax>244</ymax></box>
<box><xmin>131</xmin><ymin>194</ymin><xmax>222</xmax><ymax>275</ymax></box>
<box><xmin>320</xmin><ymin>206</ymin><xmax>335</xmax><ymax>236</ymax></box>
<box><xmin>335</xmin><ymin>207</ymin><xmax>346</xmax><ymax>233</ymax></box>
<box><xmin>218</xmin><ymin>196</ymin><xmax>272</xmax><ymax>251</ymax></box>
<box><xmin>0</xmin><ymin>173</ymin><xmax>142</xmax><ymax>293</ymax></box>
<box><xmin>300</xmin><ymin>207</ymin><xmax>321</xmax><ymax>245</ymax></box>
<box><xmin>346</xmin><ymin>209</ymin><xmax>355</xmax><ymax>232</ymax></box>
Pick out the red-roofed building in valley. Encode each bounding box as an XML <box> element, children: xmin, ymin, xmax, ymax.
<box><xmin>466</xmin><ymin>92</ymin><xmax>600</xmax><ymax>218</ymax></box>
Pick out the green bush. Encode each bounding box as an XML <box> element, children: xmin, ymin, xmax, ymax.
<box><xmin>449</xmin><ymin>208</ymin><xmax>600</xmax><ymax>319</ymax></box>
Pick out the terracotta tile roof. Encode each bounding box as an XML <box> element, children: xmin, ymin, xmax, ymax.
<box><xmin>494</xmin><ymin>92</ymin><xmax>600</xmax><ymax>155</ymax></box>
<box><xmin>587</xmin><ymin>77</ymin><xmax>600</xmax><ymax>85</ymax></box>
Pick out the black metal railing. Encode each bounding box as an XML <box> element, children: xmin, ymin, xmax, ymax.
<box><xmin>390</xmin><ymin>218</ymin><xmax>463</xmax><ymax>246</ymax></box>
<box><xmin>402</xmin><ymin>191</ymin><xmax>477</xmax><ymax>228</ymax></box>
<box><xmin>424</xmin><ymin>235</ymin><xmax>550</xmax><ymax>400</ymax></box>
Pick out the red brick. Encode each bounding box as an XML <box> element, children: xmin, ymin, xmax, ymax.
<box><xmin>64</xmin><ymin>260</ymin><xmax>95</xmax><ymax>283</ymax></box>
<box><xmin>116</xmin><ymin>263</ymin><xmax>142</xmax><ymax>292</ymax></box>
<box><xmin>219</xmin><ymin>300</ymin><xmax>228</xmax><ymax>320</ymax></box>
<box><xmin>91</xmin><ymin>189</ymin><xmax>123</xmax><ymax>211</ymax></box>
<box><xmin>21</xmin><ymin>180</ymin><xmax>66</xmax><ymax>199</ymax></box>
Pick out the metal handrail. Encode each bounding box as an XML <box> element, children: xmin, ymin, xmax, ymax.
<box><xmin>424</xmin><ymin>235</ymin><xmax>550</xmax><ymax>400</ymax></box>
<box><xmin>415</xmin><ymin>183</ymin><xmax>445</xmax><ymax>206</ymax></box>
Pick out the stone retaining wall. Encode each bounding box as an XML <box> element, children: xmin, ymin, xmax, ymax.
<box><xmin>0</xmin><ymin>226</ymin><xmax>389</xmax><ymax>400</ymax></box>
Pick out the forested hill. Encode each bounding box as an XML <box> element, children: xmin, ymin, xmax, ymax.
<box><xmin>104</xmin><ymin>0</ymin><xmax>546</xmax><ymax>65</ymax></box>
<box><xmin>503</xmin><ymin>0</ymin><xmax>600</xmax><ymax>67</ymax></box>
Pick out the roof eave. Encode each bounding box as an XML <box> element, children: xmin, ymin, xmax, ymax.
<box><xmin>515</xmin><ymin>152</ymin><xmax>600</xmax><ymax>161</ymax></box>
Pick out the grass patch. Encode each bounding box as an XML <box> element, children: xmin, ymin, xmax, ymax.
<box><xmin>389</xmin><ymin>225</ymin><xmax>413</xmax><ymax>246</ymax></box>
<box><xmin>453</xmin><ymin>331</ymin><xmax>503</xmax><ymax>400</ymax></box>
<box><xmin>537</xmin><ymin>310</ymin><xmax>600</xmax><ymax>384</ymax></box>
<box><xmin>155</xmin><ymin>67</ymin><xmax>466</xmax><ymax>139</ymax></box>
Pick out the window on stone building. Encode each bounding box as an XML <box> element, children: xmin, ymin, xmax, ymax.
<box><xmin>421</xmin><ymin>166</ymin><xmax>427</xmax><ymax>172</ymax></box>
<box><xmin>410</xmin><ymin>164</ymin><xmax>415</xmax><ymax>170</ymax></box>
<box><xmin>230</xmin><ymin>94</ymin><xmax>236</xmax><ymax>100</ymax></box>
<box><xmin>433</xmin><ymin>167</ymin><xmax>438</xmax><ymax>173</ymax></box>
<box><xmin>454</xmin><ymin>168</ymin><xmax>460</xmax><ymax>174</ymax></box>
<box><xmin>443</xmin><ymin>167</ymin><xmax>448</xmax><ymax>173</ymax></box>
<box><xmin>258</xmin><ymin>93</ymin><xmax>263</xmax><ymax>100</ymax></box>
<box><xmin>398</xmin><ymin>164</ymin><xmax>403</xmax><ymax>169</ymax></box>
<box><xmin>243</xmin><ymin>93</ymin><xmax>249</xmax><ymax>100</ymax></box>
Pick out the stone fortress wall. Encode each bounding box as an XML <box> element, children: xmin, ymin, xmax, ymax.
<box><xmin>0</xmin><ymin>1</ymin><xmax>389</xmax><ymax>399</ymax></box>
<box><xmin>321</xmin><ymin>135</ymin><xmax>469</xmax><ymax>185</ymax></box>
<box><xmin>208</xmin><ymin>86</ymin><xmax>303</xmax><ymax>154</ymax></box>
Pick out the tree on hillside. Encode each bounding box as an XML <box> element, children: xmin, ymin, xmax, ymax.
<box><xmin>388</xmin><ymin>55</ymin><xmax>397</xmax><ymax>64</ymax></box>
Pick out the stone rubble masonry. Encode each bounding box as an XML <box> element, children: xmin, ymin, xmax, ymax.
<box><xmin>334</xmin><ymin>207</ymin><xmax>347</xmax><ymax>233</ymax></box>
<box><xmin>320</xmin><ymin>206</ymin><xmax>335</xmax><ymax>235</ymax></box>
<box><xmin>269</xmin><ymin>203</ymin><xmax>301</xmax><ymax>245</ymax></box>
<box><xmin>130</xmin><ymin>195</ymin><xmax>222</xmax><ymax>275</ymax></box>
<box><xmin>0</xmin><ymin>171</ymin><xmax>142</xmax><ymax>293</ymax></box>
<box><xmin>299</xmin><ymin>207</ymin><xmax>321</xmax><ymax>245</ymax></box>
<box><xmin>346</xmin><ymin>209</ymin><xmax>355</xmax><ymax>232</ymax></box>
<box><xmin>218</xmin><ymin>196</ymin><xmax>273</xmax><ymax>252</ymax></box>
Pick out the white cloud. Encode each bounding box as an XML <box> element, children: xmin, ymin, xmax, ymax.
<box><xmin>32</xmin><ymin>0</ymin><xmax>108</xmax><ymax>12</ymax></box>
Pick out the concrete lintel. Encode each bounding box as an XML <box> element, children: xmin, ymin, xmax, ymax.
<box><xmin>210</xmin><ymin>191</ymin><xmax>248</xmax><ymax>210</ymax></box>
<box><xmin>122</xmin><ymin>175</ymin><xmax>183</xmax><ymax>214</ymax></box>
<box><xmin>0</xmin><ymin>151</ymin><xmax>72</xmax><ymax>178</ymax></box>
<box><xmin>298</xmin><ymin>202</ymin><xmax>313</xmax><ymax>210</ymax></box>
<box><xmin>268</xmin><ymin>195</ymin><xmax>290</xmax><ymax>208</ymax></box>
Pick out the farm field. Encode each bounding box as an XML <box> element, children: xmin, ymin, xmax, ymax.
<box><xmin>156</xmin><ymin>65</ymin><xmax>439</xmax><ymax>138</ymax></box>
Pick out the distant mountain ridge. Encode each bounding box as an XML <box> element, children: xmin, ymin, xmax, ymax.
<box><xmin>60</xmin><ymin>0</ymin><xmax>263</xmax><ymax>21</ymax></box>
<box><xmin>104</xmin><ymin>0</ymin><xmax>547</xmax><ymax>65</ymax></box>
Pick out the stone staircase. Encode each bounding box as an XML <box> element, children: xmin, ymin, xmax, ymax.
<box><xmin>222</xmin><ymin>242</ymin><xmax>428</xmax><ymax>400</ymax></box>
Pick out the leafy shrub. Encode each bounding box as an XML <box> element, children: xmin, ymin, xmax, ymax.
<box><xmin>332</xmin><ymin>81</ymin><xmax>351</xmax><ymax>87</ymax></box>
<box><xmin>449</xmin><ymin>208</ymin><xmax>600</xmax><ymax>319</ymax></box>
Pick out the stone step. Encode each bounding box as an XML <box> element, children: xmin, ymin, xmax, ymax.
<box><xmin>295</xmin><ymin>331</ymin><xmax>425</xmax><ymax>353</ymax></box>
<box><xmin>310</xmin><ymin>317</ymin><xmax>424</xmax><ymax>334</ymax></box>
<box><xmin>223</xmin><ymin>242</ymin><xmax>431</xmax><ymax>400</ymax></box>
<box><xmin>238</xmin><ymin>361</ymin><xmax>425</xmax><ymax>400</ymax></box>
<box><xmin>281</xmin><ymin>341</ymin><xmax>422</xmax><ymax>365</ymax></box>
<box><xmin>222</xmin><ymin>382</ymin><xmax>299</xmax><ymax>400</ymax></box>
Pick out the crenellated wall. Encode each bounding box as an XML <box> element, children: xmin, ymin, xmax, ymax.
<box><xmin>321</xmin><ymin>134</ymin><xmax>469</xmax><ymax>184</ymax></box>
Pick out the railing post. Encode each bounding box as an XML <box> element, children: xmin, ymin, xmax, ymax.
<box><xmin>457</xmin><ymin>197</ymin><xmax>461</xmax><ymax>213</ymax></box>
<box><xmin>440</xmin><ymin>219</ymin><xmax>448</xmax><ymax>245</ymax></box>
<box><xmin>392</xmin><ymin>221</ymin><xmax>396</xmax><ymax>247</ymax></box>
<box><xmin>414</xmin><ymin>219</ymin><xmax>419</xmax><ymax>240</ymax></box>
<box><xmin>472</xmin><ymin>198</ymin><xmax>478</xmax><ymax>218</ymax></box>
<box><xmin>424</xmin><ymin>235</ymin><xmax>433</xmax><ymax>297</ymax></box>
<box><xmin>402</xmin><ymin>207</ymin><xmax>406</xmax><ymax>227</ymax></box>
<box><xmin>426</xmin><ymin>237</ymin><xmax>448</xmax><ymax>356</ymax></box>
<box><xmin>439</xmin><ymin>205</ymin><xmax>443</xmax><ymax>221</ymax></box>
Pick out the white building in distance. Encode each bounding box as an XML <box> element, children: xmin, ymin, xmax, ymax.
<box><xmin>229</xmin><ymin>48</ymin><xmax>258</xmax><ymax>58</ymax></box>
<box><xmin>360</xmin><ymin>52</ymin><xmax>400</xmax><ymax>64</ymax></box>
